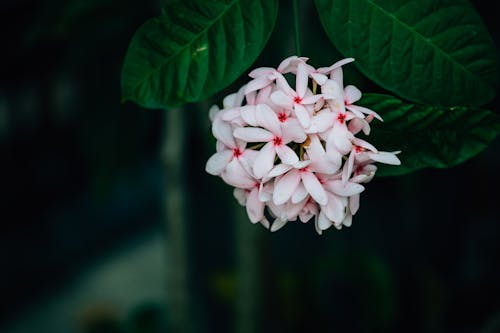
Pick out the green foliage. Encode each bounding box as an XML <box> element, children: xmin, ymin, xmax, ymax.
<box><xmin>121</xmin><ymin>0</ymin><xmax>278</xmax><ymax>108</ymax></box>
<box><xmin>361</xmin><ymin>94</ymin><xmax>500</xmax><ymax>176</ymax></box>
<box><xmin>315</xmin><ymin>0</ymin><xmax>499</xmax><ymax>107</ymax></box>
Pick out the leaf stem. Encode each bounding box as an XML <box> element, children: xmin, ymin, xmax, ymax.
<box><xmin>292</xmin><ymin>0</ymin><xmax>301</xmax><ymax>56</ymax></box>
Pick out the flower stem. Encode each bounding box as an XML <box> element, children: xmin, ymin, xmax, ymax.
<box><xmin>292</xmin><ymin>0</ymin><xmax>301</xmax><ymax>56</ymax></box>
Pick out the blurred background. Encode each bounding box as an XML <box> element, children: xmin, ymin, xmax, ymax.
<box><xmin>1</xmin><ymin>0</ymin><xmax>499</xmax><ymax>332</ymax></box>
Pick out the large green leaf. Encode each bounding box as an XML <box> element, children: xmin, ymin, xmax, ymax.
<box><xmin>361</xmin><ymin>94</ymin><xmax>500</xmax><ymax>176</ymax></box>
<box><xmin>315</xmin><ymin>0</ymin><xmax>498</xmax><ymax>107</ymax></box>
<box><xmin>121</xmin><ymin>0</ymin><xmax>278</xmax><ymax>109</ymax></box>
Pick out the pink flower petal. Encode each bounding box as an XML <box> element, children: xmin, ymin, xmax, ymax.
<box><xmin>246</xmin><ymin>187</ymin><xmax>265</xmax><ymax>223</ymax></box>
<box><xmin>307</xmin><ymin>110</ymin><xmax>335</xmax><ymax>133</ymax></box>
<box><xmin>248</xmin><ymin>67</ymin><xmax>275</xmax><ymax>78</ymax></box>
<box><xmin>349</xmin><ymin>194</ymin><xmax>360</xmax><ymax>215</ymax></box>
<box><xmin>326</xmin><ymin>180</ymin><xmax>365</xmax><ymax>196</ymax></box>
<box><xmin>267</xmin><ymin>163</ymin><xmax>293</xmax><ymax>179</ymax></box>
<box><xmin>278</xmin><ymin>56</ymin><xmax>308</xmax><ymax>73</ymax></box>
<box><xmin>301</xmin><ymin>171</ymin><xmax>328</xmax><ymax>205</ymax></box>
<box><xmin>270</xmin><ymin>217</ymin><xmax>288</xmax><ymax>232</ymax></box>
<box><xmin>296</xmin><ymin>62</ymin><xmax>309</xmax><ymax>98</ymax></box>
<box><xmin>344</xmin><ymin>85</ymin><xmax>362</xmax><ymax>104</ymax></box>
<box><xmin>239</xmin><ymin>105</ymin><xmax>258</xmax><ymax>126</ymax></box>
<box><xmin>352</xmin><ymin>137</ymin><xmax>378</xmax><ymax>152</ymax></box>
<box><xmin>253</xmin><ymin>142</ymin><xmax>276</xmax><ymax>179</ymax></box>
<box><xmin>323</xmin><ymin>192</ymin><xmax>346</xmax><ymax>223</ymax></box>
<box><xmin>318</xmin><ymin>211</ymin><xmax>332</xmax><ymax>231</ymax></box>
<box><xmin>294</xmin><ymin>104</ymin><xmax>311</xmax><ymax>128</ymax></box>
<box><xmin>275</xmin><ymin>144</ymin><xmax>299</xmax><ymax>165</ymax></box>
<box><xmin>342</xmin><ymin>213</ymin><xmax>352</xmax><ymax>227</ymax></box>
<box><xmin>275</xmin><ymin>73</ymin><xmax>296</xmax><ymax>97</ymax></box>
<box><xmin>256</xmin><ymin>85</ymin><xmax>273</xmax><ymax>104</ymax></box>
<box><xmin>368</xmin><ymin>151</ymin><xmax>401</xmax><ymax>165</ymax></box>
<box><xmin>311</xmin><ymin>73</ymin><xmax>328</xmax><ymax>85</ymax></box>
<box><xmin>205</xmin><ymin>150</ymin><xmax>233</xmax><ymax>175</ymax></box>
<box><xmin>245</xmin><ymin>76</ymin><xmax>272</xmax><ymax>95</ymax></box>
<box><xmin>233</xmin><ymin>188</ymin><xmax>247</xmax><ymax>206</ymax></box>
<box><xmin>347</xmin><ymin>104</ymin><xmax>383</xmax><ymax>121</ymax></box>
<box><xmin>222</xmin><ymin>159</ymin><xmax>255</xmax><ymax>189</ymax></box>
<box><xmin>273</xmin><ymin>169</ymin><xmax>301</xmax><ymax>205</ymax></box>
<box><xmin>342</xmin><ymin>151</ymin><xmax>355</xmax><ymax>183</ymax></box>
<box><xmin>256</xmin><ymin>104</ymin><xmax>281</xmax><ymax>135</ymax></box>
<box><xmin>212</xmin><ymin>117</ymin><xmax>236</xmax><ymax>148</ymax></box>
<box><xmin>329</xmin><ymin>122</ymin><xmax>353</xmax><ymax>154</ymax></box>
<box><xmin>301</xmin><ymin>94</ymin><xmax>323</xmax><ymax>105</ymax></box>
<box><xmin>270</xmin><ymin>90</ymin><xmax>293</xmax><ymax>108</ymax></box>
<box><xmin>348</xmin><ymin>117</ymin><xmax>370</xmax><ymax>135</ymax></box>
<box><xmin>233</xmin><ymin>127</ymin><xmax>273</xmax><ymax>142</ymax></box>
<box><xmin>282</xmin><ymin>118</ymin><xmax>307</xmax><ymax>143</ymax></box>
<box><xmin>291</xmin><ymin>182</ymin><xmax>308</xmax><ymax>204</ymax></box>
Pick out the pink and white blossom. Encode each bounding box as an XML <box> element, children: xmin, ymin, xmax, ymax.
<box><xmin>205</xmin><ymin>56</ymin><xmax>401</xmax><ymax>234</ymax></box>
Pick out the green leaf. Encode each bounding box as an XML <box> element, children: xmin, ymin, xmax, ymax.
<box><xmin>121</xmin><ymin>0</ymin><xmax>278</xmax><ymax>109</ymax></box>
<box><xmin>315</xmin><ymin>0</ymin><xmax>499</xmax><ymax>107</ymax></box>
<box><xmin>361</xmin><ymin>94</ymin><xmax>500</xmax><ymax>176</ymax></box>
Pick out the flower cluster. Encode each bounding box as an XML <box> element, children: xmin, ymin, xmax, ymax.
<box><xmin>206</xmin><ymin>56</ymin><xmax>400</xmax><ymax>234</ymax></box>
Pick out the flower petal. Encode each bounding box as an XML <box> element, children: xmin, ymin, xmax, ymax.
<box><xmin>222</xmin><ymin>159</ymin><xmax>255</xmax><ymax>189</ymax></box>
<box><xmin>267</xmin><ymin>163</ymin><xmax>293</xmax><ymax>179</ymax></box>
<box><xmin>233</xmin><ymin>188</ymin><xmax>247</xmax><ymax>206</ymax></box>
<box><xmin>307</xmin><ymin>110</ymin><xmax>335</xmax><ymax>134</ymax></box>
<box><xmin>253</xmin><ymin>142</ymin><xmax>276</xmax><ymax>179</ymax></box>
<box><xmin>347</xmin><ymin>104</ymin><xmax>383</xmax><ymax>121</ymax></box>
<box><xmin>205</xmin><ymin>150</ymin><xmax>233</xmax><ymax>175</ymax></box>
<box><xmin>248</xmin><ymin>67</ymin><xmax>275</xmax><ymax>78</ymax></box>
<box><xmin>294</xmin><ymin>104</ymin><xmax>311</xmax><ymax>128</ymax></box>
<box><xmin>323</xmin><ymin>192</ymin><xmax>347</xmax><ymax>223</ymax></box>
<box><xmin>212</xmin><ymin>117</ymin><xmax>236</xmax><ymax>148</ymax></box>
<box><xmin>368</xmin><ymin>151</ymin><xmax>401</xmax><ymax>165</ymax></box>
<box><xmin>311</xmin><ymin>73</ymin><xmax>328</xmax><ymax>85</ymax></box>
<box><xmin>326</xmin><ymin>180</ymin><xmax>365</xmax><ymax>196</ymax></box>
<box><xmin>292</xmin><ymin>182</ymin><xmax>308</xmax><ymax>203</ymax></box>
<box><xmin>246</xmin><ymin>188</ymin><xmax>265</xmax><ymax>223</ymax></box>
<box><xmin>245</xmin><ymin>76</ymin><xmax>272</xmax><ymax>95</ymax></box>
<box><xmin>318</xmin><ymin>211</ymin><xmax>332</xmax><ymax>231</ymax></box>
<box><xmin>342</xmin><ymin>151</ymin><xmax>355</xmax><ymax>183</ymax></box>
<box><xmin>349</xmin><ymin>194</ymin><xmax>360</xmax><ymax>215</ymax></box>
<box><xmin>282</xmin><ymin>118</ymin><xmax>307</xmax><ymax>143</ymax></box>
<box><xmin>344</xmin><ymin>85</ymin><xmax>362</xmax><ymax>104</ymax></box>
<box><xmin>270</xmin><ymin>90</ymin><xmax>293</xmax><ymax>108</ymax></box>
<box><xmin>256</xmin><ymin>104</ymin><xmax>281</xmax><ymax>135</ymax></box>
<box><xmin>271</xmin><ymin>217</ymin><xmax>288</xmax><ymax>232</ymax></box>
<box><xmin>275</xmin><ymin>144</ymin><xmax>299</xmax><ymax>165</ymax></box>
<box><xmin>273</xmin><ymin>169</ymin><xmax>300</xmax><ymax>205</ymax></box>
<box><xmin>296</xmin><ymin>62</ymin><xmax>309</xmax><ymax>98</ymax></box>
<box><xmin>234</xmin><ymin>127</ymin><xmax>273</xmax><ymax>142</ymax></box>
<box><xmin>239</xmin><ymin>105</ymin><xmax>259</xmax><ymax>126</ymax></box>
<box><xmin>301</xmin><ymin>171</ymin><xmax>328</xmax><ymax>205</ymax></box>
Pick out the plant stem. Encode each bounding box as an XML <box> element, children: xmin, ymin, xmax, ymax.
<box><xmin>162</xmin><ymin>108</ymin><xmax>194</xmax><ymax>333</ymax></box>
<box><xmin>293</xmin><ymin>0</ymin><xmax>301</xmax><ymax>56</ymax></box>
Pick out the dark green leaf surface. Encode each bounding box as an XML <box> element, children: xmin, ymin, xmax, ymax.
<box><xmin>361</xmin><ymin>94</ymin><xmax>500</xmax><ymax>176</ymax></box>
<box><xmin>121</xmin><ymin>0</ymin><xmax>278</xmax><ymax>108</ymax></box>
<box><xmin>315</xmin><ymin>0</ymin><xmax>499</xmax><ymax>107</ymax></box>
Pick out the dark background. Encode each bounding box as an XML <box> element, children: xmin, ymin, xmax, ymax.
<box><xmin>1</xmin><ymin>0</ymin><xmax>499</xmax><ymax>332</ymax></box>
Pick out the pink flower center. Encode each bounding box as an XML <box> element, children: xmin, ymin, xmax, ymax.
<box><xmin>232</xmin><ymin>147</ymin><xmax>243</xmax><ymax>158</ymax></box>
<box><xmin>272</xmin><ymin>136</ymin><xmax>283</xmax><ymax>146</ymax></box>
<box><xmin>278</xmin><ymin>112</ymin><xmax>288</xmax><ymax>122</ymax></box>
<box><xmin>299</xmin><ymin>167</ymin><xmax>309</xmax><ymax>173</ymax></box>
<box><xmin>337</xmin><ymin>113</ymin><xmax>346</xmax><ymax>124</ymax></box>
<box><xmin>293</xmin><ymin>96</ymin><xmax>302</xmax><ymax>104</ymax></box>
<box><xmin>354</xmin><ymin>145</ymin><xmax>364</xmax><ymax>153</ymax></box>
